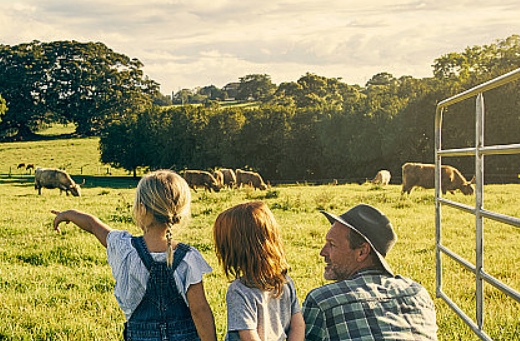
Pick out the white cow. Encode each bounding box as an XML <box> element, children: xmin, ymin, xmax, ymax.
<box><xmin>371</xmin><ymin>170</ymin><xmax>391</xmax><ymax>186</ymax></box>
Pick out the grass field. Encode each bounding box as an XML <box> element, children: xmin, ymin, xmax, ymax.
<box><xmin>0</xmin><ymin>136</ymin><xmax>519</xmax><ymax>340</ymax></box>
<box><xmin>0</xmin><ymin>124</ymin><xmax>134</xmax><ymax>177</ymax></box>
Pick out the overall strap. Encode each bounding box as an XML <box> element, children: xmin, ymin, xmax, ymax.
<box><xmin>131</xmin><ymin>236</ymin><xmax>155</xmax><ymax>270</ymax></box>
<box><xmin>131</xmin><ymin>237</ymin><xmax>191</xmax><ymax>271</ymax></box>
<box><xmin>170</xmin><ymin>243</ymin><xmax>190</xmax><ymax>271</ymax></box>
<box><xmin>166</xmin><ymin>243</ymin><xmax>191</xmax><ymax>288</ymax></box>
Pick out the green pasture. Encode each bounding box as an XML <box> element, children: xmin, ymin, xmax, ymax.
<box><xmin>0</xmin><ymin>137</ymin><xmax>519</xmax><ymax>340</ymax></box>
<box><xmin>0</xmin><ymin>124</ymin><xmax>132</xmax><ymax>177</ymax></box>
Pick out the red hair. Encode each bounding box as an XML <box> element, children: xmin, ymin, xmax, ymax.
<box><xmin>213</xmin><ymin>201</ymin><xmax>288</xmax><ymax>296</ymax></box>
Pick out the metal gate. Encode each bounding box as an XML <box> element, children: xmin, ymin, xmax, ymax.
<box><xmin>435</xmin><ymin>68</ymin><xmax>520</xmax><ymax>340</ymax></box>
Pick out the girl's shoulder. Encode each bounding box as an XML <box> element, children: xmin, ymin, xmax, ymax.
<box><xmin>285</xmin><ymin>274</ymin><xmax>296</xmax><ymax>287</ymax></box>
<box><xmin>107</xmin><ymin>229</ymin><xmax>133</xmax><ymax>241</ymax></box>
<box><xmin>176</xmin><ymin>243</ymin><xmax>212</xmax><ymax>273</ymax></box>
<box><xmin>106</xmin><ymin>232</ymin><xmax>212</xmax><ymax>276</ymax></box>
<box><xmin>228</xmin><ymin>275</ymin><xmax>296</xmax><ymax>290</ymax></box>
<box><xmin>106</xmin><ymin>230</ymin><xmax>134</xmax><ymax>255</ymax></box>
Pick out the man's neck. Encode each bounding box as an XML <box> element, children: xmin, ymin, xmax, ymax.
<box><xmin>348</xmin><ymin>265</ymin><xmax>387</xmax><ymax>279</ymax></box>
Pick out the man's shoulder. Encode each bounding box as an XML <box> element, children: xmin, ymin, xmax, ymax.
<box><xmin>306</xmin><ymin>273</ymin><xmax>429</xmax><ymax>309</ymax></box>
<box><xmin>387</xmin><ymin>274</ymin><xmax>432</xmax><ymax>298</ymax></box>
<box><xmin>305</xmin><ymin>280</ymin><xmax>360</xmax><ymax>307</ymax></box>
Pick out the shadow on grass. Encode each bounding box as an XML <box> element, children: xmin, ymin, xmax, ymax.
<box><xmin>0</xmin><ymin>175</ymin><xmax>141</xmax><ymax>190</ymax></box>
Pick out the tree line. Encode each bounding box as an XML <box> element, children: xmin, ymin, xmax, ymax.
<box><xmin>1</xmin><ymin>36</ymin><xmax>520</xmax><ymax>181</ymax></box>
<box><xmin>0</xmin><ymin>40</ymin><xmax>159</xmax><ymax>138</ymax></box>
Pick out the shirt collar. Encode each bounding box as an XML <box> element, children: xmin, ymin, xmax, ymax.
<box><xmin>350</xmin><ymin>266</ymin><xmax>390</xmax><ymax>279</ymax></box>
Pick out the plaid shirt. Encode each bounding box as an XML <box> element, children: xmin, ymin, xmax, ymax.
<box><xmin>302</xmin><ymin>268</ymin><xmax>438</xmax><ymax>340</ymax></box>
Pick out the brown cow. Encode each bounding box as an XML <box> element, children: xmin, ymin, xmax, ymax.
<box><xmin>236</xmin><ymin>169</ymin><xmax>268</xmax><ymax>190</ymax></box>
<box><xmin>401</xmin><ymin>162</ymin><xmax>474</xmax><ymax>195</ymax></box>
<box><xmin>34</xmin><ymin>167</ymin><xmax>83</xmax><ymax>196</ymax></box>
<box><xmin>213</xmin><ymin>170</ymin><xmax>224</xmax><ymax>188</ymax></box>
<box><xmin>183</xmin><ymin>170</ymin><xmax>221</xmax><ymax>192</ymax></box>
<box><xmin>371</xmin><ymin>170</ymin><xmax>391</xmax><ymax>186</ymax></box>
<box><xmin>220</xmin><ymin>168</ymin><xmax>237</xmax><ymax>189</ymax></box>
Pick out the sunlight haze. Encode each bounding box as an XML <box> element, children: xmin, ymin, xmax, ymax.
<box><xmin>1</xmin><ymin>0</ymin><xmax>519</xmax><ymax>93</ymax></box>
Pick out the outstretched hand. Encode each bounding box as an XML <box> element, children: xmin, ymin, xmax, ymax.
<box><xmin>48</xmin><ymin>209</ymin><xmax>111</xmax><ymax>248</ymax></box>
<box><xmin>51</xmin><ymin>209</ymin><xmax>70</xmax><ymax>233</ymax></box>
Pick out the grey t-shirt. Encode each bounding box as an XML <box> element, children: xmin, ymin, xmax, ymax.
<box><xmin>225</xmin><ymin>276</ymin><xmax>301</xmax><ymax>341</ymax></box>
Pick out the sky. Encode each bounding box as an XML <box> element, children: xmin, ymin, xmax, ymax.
<box><xmin>1</xmin><ymin>1</ymin><xmax>519</xmax><ymax>95</ymax></box>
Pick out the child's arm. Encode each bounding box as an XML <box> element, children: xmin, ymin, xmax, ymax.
<box><xmin>186</xmin><ymin>281</ymin><xmax>217</xmax><ymax>341</ymax></box>
<box><xmin>287</xmin><ymin>311</ymin><xmax>305</xmax><ymax>341</ymax></box>
<box><xmin>51</xmin><ymin>209</ymin><xmax>112</xmax><ymax>248</ymax></box>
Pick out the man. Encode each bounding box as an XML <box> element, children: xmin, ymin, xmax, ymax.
<box><xmin>302</xmin><ymin>203</ymin><xmax>438</xmax><ymax>340</ymax></box>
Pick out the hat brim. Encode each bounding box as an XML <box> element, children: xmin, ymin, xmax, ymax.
<box><xmin>321</xmin><ymin>210</ymin><xmax>394</xmax><ymax>276</ymax></box>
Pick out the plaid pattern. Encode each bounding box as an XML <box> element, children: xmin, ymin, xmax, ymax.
<box><xmin>302</xmin><ymin>269</ymin><xmax>438</xmax><ymax>340</ymax></box>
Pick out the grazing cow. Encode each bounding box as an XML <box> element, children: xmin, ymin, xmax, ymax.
<box><xmin>213</xmin><ymin>170</ymin><xmax>224</xmax><ymax>187</ymax></box>
<box><xmin>220</xmin><ymin>168</ymin><xmax>237</xmax><ymax>189</ymax></box>
<box><xmin>34</xmin><ymin>167</ymin><xmax>83</xmax><ymax>196</ymax></box>
<box><xmin>235</xmin><ymin>169</ymin><xmax>268</xmax><ymax>190</ymax></box>
<box><xmin>371</xmin><ymin>170</ymin><xmax>391</xmax><ymax>186</ymax></box>
<box><xmin>401</xmin><ymin>162</ymin><xmax>474</xmax><ymax>195</ymax></box>
<box><xmin>183</xmin><ymin>170</ymin><xmax>221</xmax><ymax>192</ymax></box>
<box><xmin>17</xmin><ymin>163</ymin><xmax>26</xmax><ymax>169</ymax></box>
<box><xmin>26</xmin><ymin>164</ymin><xmax>35</xmax><ymax>170</ymax></box>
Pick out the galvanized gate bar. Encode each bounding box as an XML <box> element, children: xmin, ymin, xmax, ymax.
<box><xmin>475</xmin><ymin>92</ymin><xmax>484</xmax><ymax>329</ymax></box>
<box><xmin>480</xmin><ymin>271</ymin><xmax>520</xmax><ymax>304</ymax></box>
<box><xmin>437</xmin><ymin>68</ymin><xmax>520</xmax><ymax>107</ymax></box>
<box><xmin>438</xmin><ymin>244</ymin><xmax>476</xmax><ymax>272</ymax></box>
<box><xmin>437</xmin><ymin>290</ymin><xmax>493</xmax><ymax>341</ymax></box>
<box><xmin>479</xmin><ymin>210</ymin><xmax>520</xmax><ymax>228</ymax></box>
<box><xmin>435</xmin><ymin>68</ymin><xmax>520</xmax><ymax>340</ymax></box>
<box><xmin>438</xmin><ymin>144</ymin><xmax>520</xmax><ymax>156</ymax></box>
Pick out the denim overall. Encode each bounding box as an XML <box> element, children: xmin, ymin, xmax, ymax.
<box><xmin>124</xmin><ymin>237</ymin><xmax>199</xmax><ymax>341</ymax></box>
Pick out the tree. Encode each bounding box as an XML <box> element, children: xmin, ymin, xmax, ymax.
<box><xmin>173</xmin><ymin>87</ymin><xmax>210</xmax><ymax>104</ymax></box>
<box><xmin>198</xmin><ymin>85</ymin><xmax>224</xmax><ymax>101</ymax></box>
<box><xmin>99</xmin><ymin>109</ymin><xmax>160</xmax><ymax>177</ymax></box>
<box><xmin>172</xmin><ymin>89</ymin><xmax>193</xmax><ymax>104</ymax></box>
<box><xmin>236</xmin><ymin>74</ymin><xmax>276</xmax><ymax>101</ymax></box>
<box><xmin>44</xmin><ymin>41</ymin><xmax>158</xmax><ymax>135</ymax></box>
<box><xmin>275</xmin><ymin>73</ymin><xmax>349</xmax><ymax>109</ymax></box>
<box><xmin>95</xmin><ymin>35</ymin><xmax>520</xmax><ymax>182</ymax></box>
<box><xmin>153</xmin><ymin>105</ymin><xmax>214</xmax><ymax>170</ymax></box>
<box><xmin>279</xmin><ymin>107</ymin><xmax>323</xmax><ymax>179</ymax></box>
<box><xmin>195</xmin><ymin>107</ymin><xmax>245</xmax><ymax>168</ymax></box>
<box><xmin>0</xmin><ymin>42</ymin><xmax>49</xmax><ymax>139</ymax></box>
<box><xmin>0</xmin><ymin>95</ymin><xmax>6</xmax><ymax>121</ymax></box>
<box><xmin>433</xmin><ymin>35</ymin><xmax>520</xmax><ymax>85</ymax></box>
<box><xmin>296</xmin><ymin>73</ymin><xmax>328</xmax><ymax>107</ymax></box>
<box><xmin>234</xmin><ymin>105</ymin><xmax>292</xmax><ymax>179</ymax></box>
<box><xmin>0</xmin><ymin>40</ymin><xmax>159</xmax><ymax>139</ymax></box>
<box><xmin>317</xmin><ymin>109</ymin><xmax>360</xmax><ymax>179</ymax></box>
<box><xmin>365</xmin><ymin>72</ymin><xmax>397</xmax><ymax>87</ymax></box>
<box><xmin>273</xmin><ymin>81</ymin><xmax>301</xmax><ymax>98</ymax></box>
<box><xmin>152</xmin><ymin>92</ymin><xmax>173</xmax><ymax>106</ymax></box>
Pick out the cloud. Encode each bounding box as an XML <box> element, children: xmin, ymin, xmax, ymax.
<box><xmin>1</xmin><ymin>0</ymin><xmax>519</xmax><ymax>92</ymax></box>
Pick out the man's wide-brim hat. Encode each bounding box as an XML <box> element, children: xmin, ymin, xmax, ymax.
<box><xmin>321</xmin><ymin>203</ymin><xmax>397</xmax><ymax>276</ymax></box>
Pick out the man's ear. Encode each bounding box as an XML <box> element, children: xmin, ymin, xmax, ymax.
<box><xmin>356</xmin><ymin>242</ymin><xmax>372</xmax><ymax>262</ymax></box>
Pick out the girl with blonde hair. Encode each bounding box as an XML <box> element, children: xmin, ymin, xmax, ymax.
<box><xmin>213</xmin><ymin>201</ymin><xmax>305</xmax><ymax>341</ymax></box>
<box><xmin>52</xmin><ymin>169</ymin><xmax>216</xmax><ymax>341</ymax></box>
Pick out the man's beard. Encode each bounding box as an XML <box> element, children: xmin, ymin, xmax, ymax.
<box><xmin>324</xmin><ymin>263</ymin><xmax>349</xmax><ymax>281</ymax></box>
